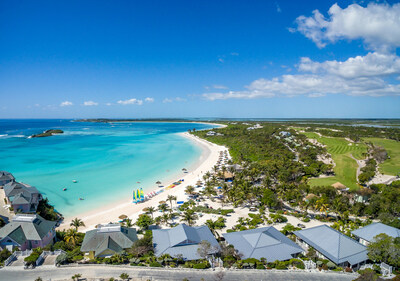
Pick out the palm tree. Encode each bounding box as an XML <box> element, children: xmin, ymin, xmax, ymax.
<box><xmin>70</xmin><ymin>218</ymin><xmax>85</xmax><ymax>231</ymax></box>
<box><xmin>167</xmin><ymin>195</ymin><xmax>177</xmax><ymax>210</ymax></box>
<box><xmin>205</xmin><ymin>219</ymin><xmax>223</xmax><ymax>238</ymax></box>
<box><xmin>180</xmin><ymin>210</ymin><xmax>198</xmax><ymax>226</ymax></box>
<box><xmin>158</xmin><ymin>203</ymin><xmax>169</xmax><ymax>214</ymax></box>
<box><xmin>122</xmin><ymin>218</ymin><xmax>133</xmax><ymax>227</ymax></box>
<box><xmin>185</xmin><ymin>185</ymin><xmax>195</xmax><ymax>196</ymax></box>
<box><xmin>144</xmin><ymin>206</ymin><xmax>156</xmax><ymax>219</ymax></box>
<box><xmin>162</xmin><ymin>213</ymin><xmax>170</xmax><ymax>226</ymax></box>
<box><xmin>64</xmin><ymin>228</ymin><xmax>80</xmax><ymax>246</ymax></box>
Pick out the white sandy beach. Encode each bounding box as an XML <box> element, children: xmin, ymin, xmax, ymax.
<box><xmin>59</xmin><ymin>132</ymin><xmax>227</xmax><ymax>232</ymax></box>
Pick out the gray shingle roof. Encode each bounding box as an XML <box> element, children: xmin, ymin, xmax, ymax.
<box><xmin>4</xmin><ymin>182</ymin><xmax>40</xmax><ymax>200</ymax></box>
<box><xmin>152</xmin><ymin>224</ymin><xmax>219</xmax><ymax>260</ymax></box>
<box><xmin>0</xmin><ymin>171</ymin><xmax>15</xmax><ymax>182</ymax></box>
<box><xmin>294</xmin><ymin>225</ymin><xmax>368</xmax><ymax>266</ymax></box>
<box><xmin>0</xmin><ymin>214</ymin><xmax>56</xmax><ymax>245</ymax></box>
<box><xmin>223</xmin><ymin>226</ymin><xmax>303</xmax><ymax>261</ymax></box>
<box><xmin>80</xmin><ymin>224</ymin><xmax>138</xmax><ymax>257</ymax></box>
<box><xmin>351</xmin><ymin>223</ymin><xmax>400</xmax><ymax>242</ymax></box>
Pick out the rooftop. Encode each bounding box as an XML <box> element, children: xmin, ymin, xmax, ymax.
<box><xmin>81</xmin><ymin>225</ymin><xmax>138</xmax><ymax>257</ymax></box>
<box><xmin>152</xmin><ymin>224</ymin><xmax>219</xmax><ymax>260</ymax></box>
<box><xmin>351</xmin><ymin>223</ymin><xmax>400</xmax><ymax>242</ymax></box>
<box><xmin>223</xmin><ymin>226</ymin><xmax>303</xmax><ymax>261</ymax></box>
<box><xmin>0</xmin><ymin>214</ymin><xmax>56</xmax><ymax>244</ymax></box>
<box><xmin>294</xmin><ymin>225</ymin><xmax>368</xmax><ymax>266</ymax></box>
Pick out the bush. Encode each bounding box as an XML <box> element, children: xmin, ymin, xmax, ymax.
<box><xmin>289</xmin><ymin>258</ymin><xmax>304</xmax><ymax>269</ymax></box>
<box><xmin>193</xmin><ymin>262</ymin><xmax>208</xmax><ymax>269</ymax></box>
<box><xmin>345</xmin><ymin>267</ymin><xmax>352</xmax><ymax>273</ymax></box>
<box><xmin>275</xmin><ymin>261</ymin><xmax>287</xmax><ymax>270</ymax></box>
<box><xmin>256</xmin><ymin>263</ymin><xmax>265</xmax><ymax>269</ymax></box>
<box><xmin>72</xmin><ymin>255</ymin><xmax>83</xmax><ymax>262</ymax></box>
<box><xmin>149</xmin><ymin>261</ymin><xmax>162</xmax><ymax>267</ymax></box>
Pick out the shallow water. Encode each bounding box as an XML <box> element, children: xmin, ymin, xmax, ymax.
<box><xmin>0</xmin><ymin>120</ymin><xmax>214</xmax><ymax>217</ymax></box>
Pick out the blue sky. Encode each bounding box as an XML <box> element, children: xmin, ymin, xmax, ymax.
<box><xmin>1</xmin><ymin>0</ymin><xmax>400</xmax><ymax>118</ymax></box>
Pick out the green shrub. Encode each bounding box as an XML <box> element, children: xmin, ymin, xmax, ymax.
<box><xmin>256</xmin><ymin>263</ymin><xmax>265</xmax><ymax>269</ymax></box>
<box><xmin>72</xmin><ymin>255</ymin><xmax>83</xmax><ymax>262</ymax></box>
<box><xmin>193</xmin><ymin>262</ymin><xmax>207</xmax><ymax>269</ymax></box>
<box><xmin>275</xmin><ymin>261</ymin><xmax>287</xmax><ymax>270</ymax></box>
<box><xmin>149</xmin><ymin>261</ymin><xmax>162</xmax><ymax>267</ymax></box>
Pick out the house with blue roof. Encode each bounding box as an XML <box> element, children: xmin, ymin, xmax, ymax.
<box><xmin>351</xmin><ymin>223</ymin><xmax>400</xmax><ymax>246</ymax></box>
<box><xmin>294</xmin><ymin>225</ymin><xmax>368</xmax><ymax>269</ymax></box>
<box><xmin>152</xmin><ymin>224</ymin><xmax>219</xmax><ymax>260</ymax></box>
<box><xmin>222</xmin><ymin>226</ymin><xmax>303</xmax><ymax>261</ymax></box>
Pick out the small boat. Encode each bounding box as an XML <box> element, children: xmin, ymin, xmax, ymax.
<box><xmin>72</xmin><ymin>180</ymin><xmax>78</xmax><ymax>183</ymax></box>
<box><xmin>63</xmin><ymin>188</ymin><xmax>67</xmax><ymax>191</ymax></box>
<box><xmin>78</xmin><ymin>198</ymin><xmax>84</xmax><ymax>200</ymax></box>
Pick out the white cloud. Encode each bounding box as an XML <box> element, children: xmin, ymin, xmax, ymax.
<box><xmin>212</xmin><ymin>85</ymin><xmax>228</xmax><ymax>90</ymax></box>
<box><xmin>105</xmin><ymin>103</ymin><xmax>112</xmax><ymax>106</ymax></box>
<box><xmin>83</xmin><ymin>101</ymin><xmax>98</xmax><ymax>106</ymax></box>
<box><xmin>298</xmin><ymin>52</ymin><xmax>400</xmax><ymax>79</ymax></box>
<box><xmin>203</xmin><ymin>53</ymin><xmax>400</xmax><ymax>100</ymax></box>
<box><xmin>145</xmin><ymin>97</ymin><xmax>154</xmax><ymax>103</ymax></box>
<box><xmin>293</xmin><ymin>2</ymin><xmax>400</xmax><ymax>51</ymax></box>
<box><xmin>117</xmin><ymin>98</ymin><xmax>143</xmax><ymax>105</ymax></box>
<box><xmin>60</xmin><ymin>101</ymin><xmax>73</xmax><ymax>107</ymax></box>
<box><xmin>162</xmin><ymin>97</ymin><xmax>186</xmax><ymax>103</ymax></box>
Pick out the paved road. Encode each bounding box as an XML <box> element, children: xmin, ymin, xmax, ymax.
<box><xmin>0</xmin><ymin>265</ymin><xmax>357</xmax><ymax>281</ymax></box>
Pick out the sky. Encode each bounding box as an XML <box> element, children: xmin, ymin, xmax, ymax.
<box><xmin>0</xmin><ymin>0</ymin><xmax>400</xmax><ymax>119</ymax></box>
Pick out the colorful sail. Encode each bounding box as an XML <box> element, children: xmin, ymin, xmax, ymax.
<box><xmin>140</xmin><ymin>188</ymin><xmax>144</xmax><ymax>201</ymax></box>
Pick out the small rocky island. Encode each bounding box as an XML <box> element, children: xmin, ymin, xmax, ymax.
<box><xmin>29</xmin><ymin>129</ymin><xmax>64</xmax><ymax>138</ymax></box>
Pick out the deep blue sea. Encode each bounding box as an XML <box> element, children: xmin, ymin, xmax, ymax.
<box><xmin>0</xmin><ymin>120</ymin><xmax>214</xmax><ymax>217</ymax></box>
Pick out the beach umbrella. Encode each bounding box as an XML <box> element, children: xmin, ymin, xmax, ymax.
<box><xmin>182</xmin><ymin>168</ymin><xmax>187</xmax><ymax>172</ymax></box>
<box><xmin>159</xmin><ymin>200</ymin><xmax>166</xmax><ymax>204</ymax></box>
<box><xmin>119</xmin><ymin>214</ymin><xmax>128</xmax><ymax>220</ymax></box>
<box><xmin>156</xmin><ymin>181</ymin><xmax>161</xmax><ymax>185</ymax></box>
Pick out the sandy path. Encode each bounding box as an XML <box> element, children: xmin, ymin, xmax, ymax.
<box><xmin>58</xmin><ymin>132</ymin><xmax>227</xmax><ymax>232</ymax></box>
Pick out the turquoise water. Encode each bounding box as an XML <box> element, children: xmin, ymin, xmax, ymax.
<box><xmin>0</xmin><ymin>120</ymin><xmax>214</xmax><ymax>217</ymax></box>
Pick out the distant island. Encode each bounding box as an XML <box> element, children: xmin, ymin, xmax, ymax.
<box><xmin>74</xmin><ymin>118</ymin><xmax>217</xmax><ymax>123</ymax></box>
<box><xmin>29</xmin><ymin>129</ymin><xmax>64</xmax><ymax>138</ymax></box>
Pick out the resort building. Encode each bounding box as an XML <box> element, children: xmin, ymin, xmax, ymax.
<box><xmin>152</xmin><ymin>224</ymin><xmax>219</xmax><ymax>260</ymax></box>
<box><xmin>351</xmin><ymin>223</ymin><xmax>400</xmax><ymax>246</ymax></box>
<box><xmin>0</xmin><ymin>214</ymin><xmax>56</xmax><ymax>251</ymax></box>
<box><xmin>206</xmin><ymin>131</ymin><xmax>216</xmax><ymax>136</ymax></box>
<box><xmin>223</xmin><ymin>227</ymin><xmax>303</xmax><ymax>261</ymax></box>
<box><xmin>0</xmin><ymin>171</ymin><xmax>15</xmax><ymax>187</ymax></box>
<box><xmin>294</xmin><ymin>225</ymin><xmax>368</xmax><ymax>269</ymax></box>
<box><xmin>80</xmin><ymin>224</ymin><xmax>138</xmax><ymax>259</ymax></box>
<box><xmin>3</xmin><ymin>182</ymin><xmax>42</xmax><ymax>213</ymax></box>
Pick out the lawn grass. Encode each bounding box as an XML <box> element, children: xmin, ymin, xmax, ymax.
<box><xmin>304</xmin><ymin>133</ymin><xmax>367</xmax><ymax>191</ymax></box>
<box><xmin>364</xmin><ymin>137</ymin><xmax>400</xmax><ymax>176</ymax></box>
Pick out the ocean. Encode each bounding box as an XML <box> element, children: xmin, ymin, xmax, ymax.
<box><xmin>0</xmin><ymin>120</ymin><xmax>215</xmax><ymax>217</ymax></box>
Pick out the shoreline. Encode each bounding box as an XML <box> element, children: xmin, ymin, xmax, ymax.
<box><xmin>58</xmin><ymin>132</ymin><xmax>227</xmax><ymax>232</ymax></box>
